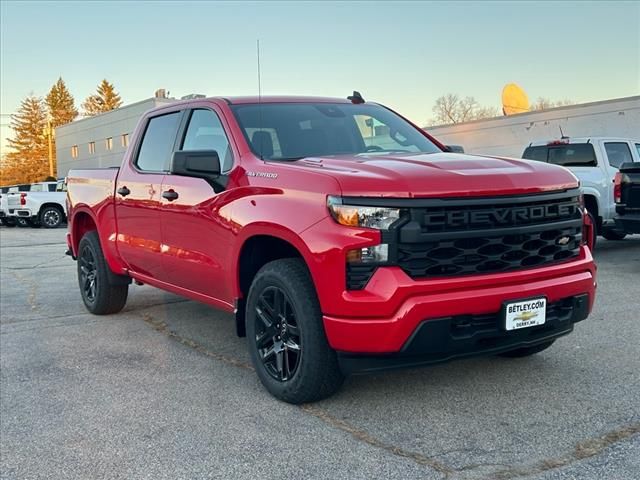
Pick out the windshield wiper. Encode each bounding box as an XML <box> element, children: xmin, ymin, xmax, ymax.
<box><xmin>266</xmin><ymin>156</ymin><xmax>306</xmax><ymax>162</ymax></box>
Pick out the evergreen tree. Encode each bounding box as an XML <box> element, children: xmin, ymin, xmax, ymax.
<box><xmin>82</xmin><ymin>79</ymin><xmax>123</xmax><ymax>116</ymax></box>
<box><xmin>5</xmin><ymin>95</ymin><xmax>49</xmax><ymax>182</ymax></box>
<box><xmin>45</xmin><ymin>77</ymin><xmax>78</xmax><ymax>127</ymax></box>
<box><xmin>44</xmin><ymin>77</ymin><xmax>78</xmax><ymax>176</ymax></box>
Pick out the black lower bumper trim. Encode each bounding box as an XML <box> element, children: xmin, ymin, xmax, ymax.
<box><xmin>338</xmin><ymin>293</ymin><xmax>590</xmax><ymax>375</ymax></box>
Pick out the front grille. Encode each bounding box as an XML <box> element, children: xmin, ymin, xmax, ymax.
<box><xmin>396</xmin><ymin>191</ymin><xmax>582</xmax><ymax>279</ymax></box>
<box><xmin>397</xmin><ymin>224</ymin><xmax>581</xmax><ymax>277</ymax></box>
<box><xmin>344</xmin><ymin>190</ymin><xmax>583</xmax><ymax>289</ymax></box>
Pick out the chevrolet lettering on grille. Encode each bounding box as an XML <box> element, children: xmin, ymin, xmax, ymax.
<box><xmin>424</xmin><ymin>202</ymin><xmax>579</xmax><ymax>228</ymax></box>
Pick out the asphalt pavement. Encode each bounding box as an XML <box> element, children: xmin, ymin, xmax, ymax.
<box><xmin>1</xmin><ymin>227</ymin><xmax>638</xmax><ymax>480</ymax></box>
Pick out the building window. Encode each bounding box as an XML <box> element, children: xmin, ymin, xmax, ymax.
<box><xmin>106</xmin><ymin>137</ymin><xmax>113</xmax><ymax>150</ymax></box>
<box><xmin>71</xmin><ymin>145</ymin><xmax>78</xmax><ymax>158</ymax></box>
<box><xmin>89</xmin><ymin>142</ymin><xmax>95</xmax><ymax>154</ymax></box>
<box><xmin>121</xmin><ymin>133</ymin><xmax>129</xmax><ymax>148</ymax></box>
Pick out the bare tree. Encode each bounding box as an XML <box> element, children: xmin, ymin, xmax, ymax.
<box><xmin>530</xmin><ymin>97</ymin><xmax>574</xmax><ymax>111</ymax></box>
<box><xmin>429</xmin><ymin>94</ymin><xmax>498</xmax><ymax>125</ymax></box>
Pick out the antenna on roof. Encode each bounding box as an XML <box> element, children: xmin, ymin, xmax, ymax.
<box><xmin>559</xmin><ymin>125</ymin><xmax>569</xmax><ymax>140</ymax></box>
<box><xmin>257</xmin><ymin>39</ymin><xmax>264</xmax><ymax>160</ymax></box>
<box><xmin>348</xmin><ymin>91</ymin><xmax>365</xmax><ymax>104</ymax></box>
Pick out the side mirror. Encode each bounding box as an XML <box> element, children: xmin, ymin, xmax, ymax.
<box><xmin>444</xmin><ymin>145</ymin><xmax>465</xmax><ymax>153</ymax></box>
<box><xmin>171</xmin><ymin>150</ymin><xmax>221</xmax><ymax>179</ymax></box>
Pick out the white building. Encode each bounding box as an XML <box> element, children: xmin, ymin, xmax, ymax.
<box><xmin>55</xmin><ymin>97</ymin><xmax>175</xmax><ymax>177</ymax></box>
<box><xmin>426</xmin><ymin>96</ymin><xmax>640</xmax><ymax>158</ymax></box>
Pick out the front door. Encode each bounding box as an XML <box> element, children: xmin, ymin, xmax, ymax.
<box><xmin>159</xmin><ymin>107</ymin><xmax>236</xmax><ymax>305</ymax></box>
<box><xmin>115</xmin><ymin>110</ymin><xmax>183</xmax><ymax>280</ymax></box>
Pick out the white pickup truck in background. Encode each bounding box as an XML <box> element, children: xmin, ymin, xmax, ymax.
<box><xmin>1</xmin><ymin>184</ymin><xmax>31</xmax><ymax>227</ymax></box>
<box><xmin>522</xmin><ymin>137</ymin><xmax>640</xmax><ymax>244</ymax></box>
<box><xmin>3</xmin><ymin>180</ymin><xmax>67</xmax><ymax>228</ymax></box>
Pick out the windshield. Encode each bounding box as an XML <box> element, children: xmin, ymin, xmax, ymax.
<box><xmin>231</xmin><ymin>102</ymin><xmax>441</xmax><ymax>160</ymax></box>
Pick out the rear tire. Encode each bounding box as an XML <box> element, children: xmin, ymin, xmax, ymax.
<box><xmin>601</xmin><ymin>228</ymin><xmax>626</xmax><ymax>241</ymax></box>
<box><xmin>246</xmin><ymin>258</ymin><xmax>344</xmax><ymax>404</ymax></box>
<box><xmin>39</xmin><ymin>206</ymin><xmax>64</xmax><ymax>228</ymax></box>
<box><xmin>16</xmin><ymin>218</ymin><xmax>29</xmax><ymax>228</ymax></box>
<box><xmin>77</xmin><ymin>231</ymin><xmax>128</xmax><ymax>315</ymax></box>
<box><xmin>498</xmin><ymin>339</ymin><xmax>555</xmax><ymax>358</ymax></box>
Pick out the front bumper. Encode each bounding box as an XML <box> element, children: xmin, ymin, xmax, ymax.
<box><xmin>321</xmin><ymin>246</ymin><xmax>595</xmax><ymax>355</ymax></box>
<box><xmin>338</xmin><ymin>293</ymin><xmax>589</xmax><ymax>374</ymax></box>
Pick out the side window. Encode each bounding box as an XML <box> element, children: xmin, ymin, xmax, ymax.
<box><xmin>182</xmin><ymin>109</ymin><xmax>233</xmax><ymax>172</ymax></box>
<box><xmin>48</xmin><ymin>184</ymin><xmax>56</xmax><ymax>192</ymax></box>
<box><xmin>136</xmin><ymin>112</ymin><xmax>182</xmax><ymax>172</ymax></box>
<box><xmin>604</xmin><ymin>142</ymin><xmax>633</xmax><ymax>169</ymax></box>
<box><xmin>635</xmin><ymin>144</ymin><xmax>640</xmax><ymax>158</ymax></box>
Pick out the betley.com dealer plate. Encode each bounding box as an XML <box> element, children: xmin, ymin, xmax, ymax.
<box><xmin>505</xmin><ymin>297</ymin><xmax>547</xmax><ymax>331</ymax></box>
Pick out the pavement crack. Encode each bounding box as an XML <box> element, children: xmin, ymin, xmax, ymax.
<box><xmin>300</xmin><ymin>404</ymin><xmax>453</xmax><ymax>476</ymax></box>
<box><xmin>1</xmin><ymin>255</ymin><xmax>69</xmax><ymax>271</ymax></box>
<box><xmin>139</xmin><ymin>312</ymin><xmax>254</xmax><ymax>371</ymax></box>
<box><xmin>9</xmin><ymin>270</ymin><xmax>40</xmax><ymax>313</ymax></box>
<box><xmin>475</xmin><ymin>423</ymin><xmax>640</xmax><ymax>480</ymax></box>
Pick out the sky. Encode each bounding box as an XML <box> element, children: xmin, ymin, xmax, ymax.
<box><xmin>1</xmin><ymin>0</ymin><xmax>639</xmax><ymax>153</ymax></box>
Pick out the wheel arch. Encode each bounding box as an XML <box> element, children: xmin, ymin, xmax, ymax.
<box><xmin>38</xmin><ymin>202</ymin><xmax>65</xmax><ymax>215</ymax></box>
<box><xmin>582</xmin><ymin>192</ymin><xmax>601</xmax><ymax>231</ymax></box>
<box><xmin>70</xmin><ymin>208</ymin><xmax>126</xmax><ymax>276</ymax></box>
<box><xmin>233</xmin><ymin>227</ymin><xmax>315</xmax><ymax>337</ymax></box>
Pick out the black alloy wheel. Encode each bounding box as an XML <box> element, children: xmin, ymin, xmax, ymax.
<box><xmin>79</xmin><ymin>244</ymin><xmax>98</xmax><ymax>304</ymax></box>
<box><xmin>254</xmin><ymin>286</ymin><xmax>302</xmax><ymax>381</ymax></box>
<box><xmin>246</xmin><ymin>258</ymin><xmax>344</xmax><ymax>403</ymax></box>
<box><xmin>76</xmin><ymin>231</ymin><xmax>128</xmax><ymax>314</ymax></box>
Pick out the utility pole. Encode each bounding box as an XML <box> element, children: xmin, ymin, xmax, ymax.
<box><xmin>43</xmin><ymin>119</ymin><xmax>54</xmax><ymax>178</ymax></box>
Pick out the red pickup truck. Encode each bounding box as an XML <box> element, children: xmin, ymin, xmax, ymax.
<box><xmin>66</xmin><ymin>95</ymin><xmax>596</xmax><ymax>403</ymax></box>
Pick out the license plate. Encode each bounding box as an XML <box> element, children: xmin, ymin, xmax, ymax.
<box><xmin>504</xmin><ymin>297</ymin><xmax>547</xmax><ymax>331</ymax></box>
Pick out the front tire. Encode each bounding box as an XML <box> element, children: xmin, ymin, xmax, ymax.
<box><xmin>40</xmin><ymin>206</ymin><xmax>64</xmax><ymax>228</ymax></box>
<box><xmin>498</xmin><ymin>339</ymin><xmax>556</xmax><ymax>358</ymax></box>
<box><xmin>246</xmin><ymin>258</ymin><xmax>344</xmax><ymax>404</ymax></box>
<box><xmin>77</xmin><ymin>231</ymin><xmax>128</xmax><ymax>315</ymax></box>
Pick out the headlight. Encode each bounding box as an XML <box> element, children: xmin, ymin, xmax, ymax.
<box><xmin>327</xmin><ymin>196</ymin><xmax>400</xmax><ymax>230</ymax></box>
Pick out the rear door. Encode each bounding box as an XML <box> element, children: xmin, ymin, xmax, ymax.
<box><xmin>159</xmin><ymin>106</ymin><xmax>237</xmax><ymax>304</ymax></box>
<box><xmin>115</xmin><ymin>110</ymin><xmax>183</xmax><ymax>280</ymax></box>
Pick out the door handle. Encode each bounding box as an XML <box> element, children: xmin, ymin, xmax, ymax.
<box><xmin>117</xmin><ymin>186</ymin><xmax>131</xmax><ymax>197</ymax></box>
<box><xmin>162</xmin><ymin>190</ymin><xmax>179</xmax><ymax>201</ymax></box>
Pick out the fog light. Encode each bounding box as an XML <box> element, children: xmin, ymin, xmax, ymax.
<box><xmin>347</xmin><ymin>244</ymin><xmax>388</xmax><ymax>263</ymax></box>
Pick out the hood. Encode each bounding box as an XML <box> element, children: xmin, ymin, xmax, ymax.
<box><xmin>292</xmin><ymin>153</ymin><xmax>579</xmax><ymax>198</ymax></box>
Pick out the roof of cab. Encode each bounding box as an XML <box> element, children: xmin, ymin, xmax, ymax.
<box><xmin>222</xmin><ymin>95</ymin><xmax>352</xmax><ymax>105</ymax></box>
<box><xmin>529</xmin><ymin>137</ymin><xmax>640</xmax><ymax>147</ymax></box>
